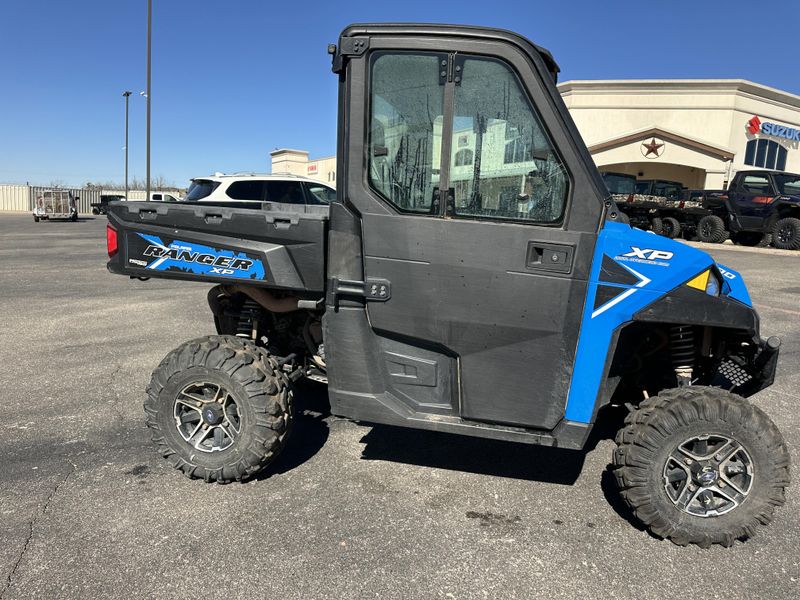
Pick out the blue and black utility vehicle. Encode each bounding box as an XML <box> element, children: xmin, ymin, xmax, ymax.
<box><xmin>105</xmin><ymin>24</ymin><xmax>789</xmax><ymax>547</ymax></box>
<box><xmin>707</xmin><ymin>170</ymin><xmax>800</xmax><ymax>249</ymax></box>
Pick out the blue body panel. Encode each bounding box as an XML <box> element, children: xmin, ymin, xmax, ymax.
<box><xmin>565</xmin><ymin>222</ymin><xmax>718</xmax><ymax>423</ymax></box>
<box><xmin>716</xmin><ymin>262</ymin><xmax>752</xmax><ymax>306</ymax></box>
<box><xmin>136</xmin><ymin>233</ymin><xmax>267</xmax><ymax>281</ymax></box>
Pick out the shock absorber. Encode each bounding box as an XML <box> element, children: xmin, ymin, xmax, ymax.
<box><xmin>236</xmin><ymin>299</ymin><xmax>261</xmax><ymax>339</ymax></box>
<box><xmin>670</xmin><ymin>325</ymin><xmax>695</xmax><ymax>387</ymax></box>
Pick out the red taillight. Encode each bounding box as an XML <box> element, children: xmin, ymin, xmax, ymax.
<box><xmin>106</xmin><ymin>224</ymin><xmax>118</xmax><ymax>257</ymax></box>
<box><xmin>627</xmin><ymin>194</ymin><xmax>634</xmax><ymax>203</ymax></box>
<box><xmin>752</xmin><ymin>196</ymin><xmax>776</xmax><ymax>204</ymax></box>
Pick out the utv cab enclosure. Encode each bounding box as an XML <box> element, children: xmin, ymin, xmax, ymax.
<box><xmin>106</xmin><ymin>24</ymin><xmax>788</xmax><ymax>548</ymax></box>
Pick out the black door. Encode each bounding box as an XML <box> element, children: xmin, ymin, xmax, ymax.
<box><xmin>326</xmin><ymin>26</ymin><xmax>606</xmax><ymax>431</ymax></box>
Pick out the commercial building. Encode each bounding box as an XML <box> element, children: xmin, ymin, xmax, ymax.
<box><xmin>272</xmin><ymin>79</ymin><xmax>800</xmax><ymax>191</ymax></box>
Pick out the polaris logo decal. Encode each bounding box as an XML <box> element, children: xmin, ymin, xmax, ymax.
<box><xmin>129</xmin><ymin>233</ymin><xmax>267</xmax><ymax>281</ymax></box>
<box><xmin>617</xmin><ymin>246</ymin><xmax>674</xmax><ymax>267</ymax></box>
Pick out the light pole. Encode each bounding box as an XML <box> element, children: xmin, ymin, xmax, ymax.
<box><xmin>145</xmin><ymin>0</ymin><xmax>152</xmax><ymax>201</ymax></box>
<box><xmin>123</xmin><ymin>91</ymin><xmax>131</xmax><ymax>199</ymax></box>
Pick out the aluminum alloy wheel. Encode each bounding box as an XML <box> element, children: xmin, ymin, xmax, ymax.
<box><xmin>663</xmin><ymin>434</ymin><xmax>754</xmax><ymax>517</ymax></box>
<box><xmin>776</xmin><ymin>224</ymin><xmax>794</xmax><ymax>245</ymax></box>
<box><xmin>173</xmin><ymin>381</ymin><xmax>241</xmax><ymax>453</ymax></box>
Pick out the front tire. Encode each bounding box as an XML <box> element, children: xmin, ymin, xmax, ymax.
<box><xmin>773</xmin><ymin>217</ymin><xmax>800</xmax><ymax>250</ymax></box>
<box><xmin>145</xmin><ymin>335</ymin><xmax>292</xmax><ymax>483</ymax></box>
<box><xmin>33</xmin><ymin>215</ymin><xmax>40</xmax><ymax>223</ymax></box>
<box><xmin>661</xmin><ymin>216</ymin><xmax>681</xmax><ymax>239</ymax></box>
<box><xmin>613</xmin><ymin>387</ymin><xmax>789</xmax><ymax>547</ymax></box>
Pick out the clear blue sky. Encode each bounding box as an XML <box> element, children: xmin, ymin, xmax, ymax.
<box><xmin>2</xmin><ymin>0</ymin><xmax>798</xmax><ymax>187</ymax></box>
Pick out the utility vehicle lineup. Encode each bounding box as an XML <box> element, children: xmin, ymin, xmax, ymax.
<box><xmin>106</xmin><ymin>24</ymin><xmax>789</xmax><ymax>547</ymax></box>
<box><xmin>602</xmin><ymin>170</ymin><xmax>800</xmax><ymax>249</ymax></box>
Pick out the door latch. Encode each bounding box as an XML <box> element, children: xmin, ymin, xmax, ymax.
<box><xmin>330</xmin><ymin>277</ymin><xmax>391</xmax><ymax>303</ymax></box>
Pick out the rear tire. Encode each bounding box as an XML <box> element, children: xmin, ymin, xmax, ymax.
<box><xmin>145</xmin><ymin>335</ymin><xmax>292</xmax><ymax>483</ymax></box>
<box><xmin>661</xmin><ymin>216</ymin><xmax>681</xmax><ymax>239</ymax></box>
<box><xmin>613</xmin><ymin>387</ymin><xmax>789</xmax><ymax>547</ymax></box>
<box><xmin>772</xmin><ymin>217</ymin><xmax>800</xmax><ymax>250</ymax></box>
<box><xmin>696</xmin><ymin>215</ymin><xmax>727</xmax><ymax>243</ymax></box>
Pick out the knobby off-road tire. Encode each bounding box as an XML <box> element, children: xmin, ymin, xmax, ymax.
<box><xmin>772</xmin><ymin>217</ymin><xmax>800</xmax><ymax>250</ymax></box>
<box><xmin>613</xmin><ymin>387</ymin><xmax>789</xmax><ymax>547</ymax></box>
<box><xmin>650</xmin><ymin>217</ymin><xmax>664</xmax><ymax>235</ymax></box>
<box><xmin>145</xmin><ymin>335</ymin><xmax>292</xmax><ymax>483</ymax></box>
<box><xmin>661</xmin><ymin>216</ymin><xmax>681</xmax><ymax>239</ymax></box>
<box><xmin>696</xmin><ymin>215</ymin><xmax>728</xmax><ymax>243</ymax></box>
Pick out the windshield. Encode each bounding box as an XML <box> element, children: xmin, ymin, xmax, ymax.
<box><xmin>652</xmin><ymin>181</ymin><xmax>684</xmax><ymax>200</ymax></box>
<box><xmin>185</xmin><ymin>179</ymin><xmax>220</xmax><ymax>201</ymax></box>
<box><xmin>774</xmin><ymin>173</ymin><xmax>800</xmax><ymax>195</ymax></box>
<box><xmin>602</xmin><ymin>173</ymin><xmax>636</xmax><ymax>195</ymax></box>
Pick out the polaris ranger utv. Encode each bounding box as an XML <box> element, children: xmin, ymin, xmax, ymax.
<box><xmin>105</xmin><ymin>24</ymin><xmax>789</xmax><ymax>547</ymax></box>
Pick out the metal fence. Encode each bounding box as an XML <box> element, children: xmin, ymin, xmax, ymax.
<box><xmin>0</xmin><ymin>185</ymin><xmax>183</xmax><ymax>213</ymax></box>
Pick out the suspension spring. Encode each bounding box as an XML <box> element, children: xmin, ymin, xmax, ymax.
<box><xmin>670</xmin><ymin>325</ymin><xmax>695</xmax><ymax>386</ymax></box>
<box><xmin>236</xmin><ymin>299</ymin><xmax>261</xmax><ymax>339</ymax></box>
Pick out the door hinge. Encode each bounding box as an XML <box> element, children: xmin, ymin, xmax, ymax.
<box><xmin>330</xmin><ymin>277</ymin><xmax>391</xmax><ymax>302</ymax></box>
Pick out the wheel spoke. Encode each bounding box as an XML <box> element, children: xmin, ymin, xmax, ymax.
<box><xmin>213</xmin><ymin>426</ymin><xmax>224</xmax><ymax>448</ymax></box>
<box><xmin>192</xmin><ymin>426</ymin><xmax>211</xmax><ymax>450</ymax></box>
<box><xmin>179</xmin><ymin>392</ymin><xmax>207</xmax><ymax>406</ymax></box>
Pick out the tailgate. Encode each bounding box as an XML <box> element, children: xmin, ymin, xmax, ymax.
<box><xmin>106</xmin><ymin>201</ymin><xmax>328</xmax><ymax>292</ymax></box>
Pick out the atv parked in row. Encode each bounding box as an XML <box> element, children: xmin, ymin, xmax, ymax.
<box><xmin>707</xmin><ymin>170</ymin><xmax>800</xmax><ymax>250</ymax></box>
<box><xmin>106</xmin><ymin>23</ymin><xmax>789</xmax><ymax>547</ymax></box>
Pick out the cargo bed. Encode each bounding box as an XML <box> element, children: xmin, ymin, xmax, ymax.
<box><xmin>106</xmin><ymin>201</ymin><xmax>328</xmax><ymax>292</ymax></box>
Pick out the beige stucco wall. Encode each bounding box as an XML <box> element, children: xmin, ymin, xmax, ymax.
<box><xmin>559</xmin><ymin>80</ymin><xmax>800</xmax><ymax>187</ymax></box>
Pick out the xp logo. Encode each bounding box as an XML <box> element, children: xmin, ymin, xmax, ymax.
<box><xmin>746</xmin><ymin>116</ymin><xmax>761</xmax><ymax>135</ymax></box>
<box><xmin>623</xmin><ymin>247</ymin><xmax>674</xmax><ymax>261</ymax></box>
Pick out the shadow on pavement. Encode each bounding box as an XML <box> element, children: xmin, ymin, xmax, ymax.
<box><xmin>357</xmin><ymin>404</ymin><xmax>629</xmax><ymax>487</ymax></box>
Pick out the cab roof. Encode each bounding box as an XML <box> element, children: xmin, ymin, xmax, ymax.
<box><xmin>335</xmin><ymin>23</ymin><xmax>559</xmax><ymax>81</ymax></box>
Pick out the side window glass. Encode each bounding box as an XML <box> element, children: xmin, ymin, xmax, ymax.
<box><xmin>305</xmin><ymin>184</ymin><xmax>336</xmax><ymax>205</ymax></box>
<box><xmin>266</xmin><ymin>181</ymin><xmax>304</xmax><ymax>204</ymax></box>
<box><xmin>226</xmin><ymin>180</ymin><xmax>266</xmax><ymax>201</ymax></box>
<box><xmin>369</xmin><ymin>52</ymin><xmax>444</xmax><ymax>213</ymax></box>
<box><xmin>449</xmin><ymin>57</ymin><xmax>568</xmax><ymax>223</ymax></box>
<box><xmin>741</xmin><ymin>175</ymin><xmax>770</xmax><ymax>194</ymax></box>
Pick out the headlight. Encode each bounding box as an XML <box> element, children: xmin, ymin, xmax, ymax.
<box><xmin>705</xmin><ymin>272</ymin><xmax>720</xmax><ymax>296</ymax></box>
<box><xmin>685</xmin><ymin>269</ymin><xmax>720</xmax><ymax>296</ymax></box>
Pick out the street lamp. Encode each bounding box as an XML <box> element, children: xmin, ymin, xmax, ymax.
<box><xmin>123</xmin><ymin>91</ymin><xmax>132</xmax><ymax>199</ymax></box>
<box><xmin>145</xmin><ymin>0</ymin><xmax>152</xmax><ymax>201</ymax></box>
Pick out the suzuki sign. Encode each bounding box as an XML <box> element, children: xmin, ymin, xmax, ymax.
<box><xmin>747</xmin><ymin>115</ymin><xmax>800</xmax><ymax>142</ymax></box>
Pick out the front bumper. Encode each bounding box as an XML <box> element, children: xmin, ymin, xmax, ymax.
<box><xmin>717</xmin><ymin>335</ymin><xmax>780</xmax><ymax>397</ymax></box>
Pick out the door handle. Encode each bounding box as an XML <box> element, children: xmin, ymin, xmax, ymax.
<box><xmin>526</xmin><ymin>241</ymin><xmax>574</xmax><ymax>274</ymax></box>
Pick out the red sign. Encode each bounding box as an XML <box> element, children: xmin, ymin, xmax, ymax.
<box><xmin>307</xmin><ymin>164</ymin><xmax>318</xmax><ymax>174</ymax></box>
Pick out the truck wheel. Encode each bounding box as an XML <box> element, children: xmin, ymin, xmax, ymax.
<box><xmin>731</xmin><ymin>232</ymin><xmax>771</xmax><ymax>247</ymax></box>
<box><xmin>145</xmin><ymin>335</ymin><xmax>293</xmax><ymax>483</ymax></box>
<box><xmin>613</xmin><ymin>387</ymin><xmax>789</xmax><ymax>547</ymax></box>
<box><xmin>33</xmin><ymin>216</ymin><xmax>39</xmax><ymax>223</ymax></box>
<box><xmin>650</xmin><ymin>217</ymin><xmax>664</xmax><ymax>235</ymax></box>
<box><xmin>92</xmin><ymin>207</ymin><xmax>100</xmax><ymax>215</ymax></box>
<box><xmin>696</xmin><ymin>215</ymin><xmax>727</xmax><ymax>243</ymax></box>
<box><xmin>772</xmin><ymin>217</ymin><xmax>800</xmax><ymax>250</ymax></box>
<box><xmin>661</xmin><ymin>217</ymin><xmax>681</xmax><ymax>239</ymax></box>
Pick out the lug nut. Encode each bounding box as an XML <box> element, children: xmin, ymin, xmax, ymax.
<box><xmin>685</xmin><ymin>458</ymin><xmax>693</xmax><ymax>466</ymax></box>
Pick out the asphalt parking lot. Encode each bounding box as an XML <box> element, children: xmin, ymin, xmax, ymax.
<box><xmin>1</xmin><ymin>213</ymin><xmax>798</xmax><ymax>600</ymax></box>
